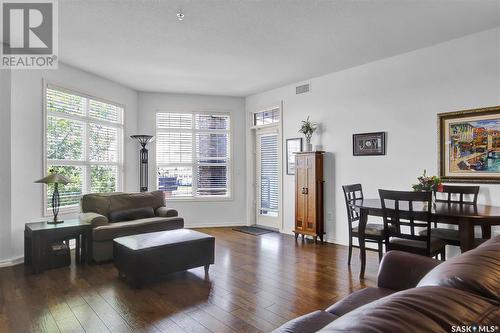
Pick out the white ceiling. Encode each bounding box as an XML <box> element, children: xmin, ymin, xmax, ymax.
<box><xmin>58</xmin><ymin>0</ymin><xmax>500</xmax><ymax>96</ymax></box>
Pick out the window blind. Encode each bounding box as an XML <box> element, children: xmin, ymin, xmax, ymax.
<box><xmin>45</xmin><ymin>84</ymin><xmax>124</xmax><ymax>213</ymax></box>
<box><xmin>259</xmin><ymin>134</ymin><xmax>278</xmax><ymax>216</ymax></box>
<box><xmin>156</xmin><ymin>132</ymin><xmax>192</xmax><ymax>164</ymax></box>
<box><xmin>156</xmin><ymin>112</ymin><xmax>231</xmax><ymax>199</ymax></box>
<box><xmin>89</xmin><ymin>124</ymin><xmax>119</xmax><ymax>162</ymax></box>
<box><xmin>157</xmin><ymin>112</ymin><xmax>193</xmax><ymax>129</ymax></box>
<box><xmin>46</xmin><ymin>88</ymin><xmax>85</xmax><ymax>116</ymax></box>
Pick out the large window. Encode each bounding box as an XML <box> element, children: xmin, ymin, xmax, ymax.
<box><xmin>156</xmin><ymin>112</ymin><xmax>231</xmax><ymax>199</ymax></box>
<box><xmin>44</xmin><ymin>84</ymin><xmax>124</xmax><ymax>214</ymax></box>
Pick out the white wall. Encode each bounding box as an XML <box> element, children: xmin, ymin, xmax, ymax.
<box><xmin>2</xmin><ymin>27</ymin><xmax>498</xmax><ymax>264</ymax></box>
<box><xmin>246</xmin><ymin>28</ymin><xmax>500</xmax><ymax>245</ymax></box>
<box><xmin>0</xmin><ymin>69</ymin><xmax>12</xmax><ymax>263</ymax></box>
<box><xmin>138</xmin><ymin>92</ymin><xmax>246</xmax><ymax>227</ymax></box>
<box><xmin>8</xmin><ymin>63</ymin><xmax>139</xmax><ymax>260</ymax></box>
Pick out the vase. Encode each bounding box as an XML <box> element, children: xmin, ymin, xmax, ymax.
<box><xmin>304</xmin><ymin>142</ymin><xmax>313</xmax><ymax>151</ymax></box>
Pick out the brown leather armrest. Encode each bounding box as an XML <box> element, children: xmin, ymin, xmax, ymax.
<box><xmin>155</xmin><ymin>207</ymin><xmax>178</xmax><ymax>217</ymax></box>
<box><xmin>377</xmin><ymin>251</ymin><xmax>441</xmax><ymax>291</ymax></box>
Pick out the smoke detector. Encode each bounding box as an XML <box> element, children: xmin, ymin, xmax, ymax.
<box><xmin>177</xmin><ymin>10</ymin><xmax>185</xmax><ymax>21</ymax></box>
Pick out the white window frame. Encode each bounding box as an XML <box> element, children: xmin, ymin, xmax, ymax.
<box><xmin>251</xmin><ymin>107</ymin><xmax>281</xmax><ymax>129</ymax></box>
<box><xmin>155</xmin><ymin>110</ymin><xmax>233</xmax><ymax>202</ymax></box>
<box><xmin>250</xmin><ymin>105</ymin><xmax>284</xmax><ymax>231</ymax></box>
<box><xmin>42</xmin><ymin>81</ymin><xmax>125</xmax><ymax>216</ymax></box>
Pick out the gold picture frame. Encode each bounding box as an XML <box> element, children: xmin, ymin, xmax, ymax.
<box><xmin>438</xmin><ymin>106</ymin><xmax>500</xmax><ymax>183</ymax></box>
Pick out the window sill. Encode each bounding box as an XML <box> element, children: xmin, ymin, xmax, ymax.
<box><xmin>165</xmin><ymin>196</ymin><xmax>234</xmax><ymax>203</ymax></box>
<box><xmin>251</xmin><ymin>123</ymin><xmax>280</xmax><ymax>130</ymax></box>
<box><xmin>44</xmin><ymin>206</ymin><xmax>80</xmax><ymax>218</ymax></box>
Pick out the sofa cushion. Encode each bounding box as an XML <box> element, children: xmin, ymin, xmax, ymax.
<box><xmin>155</xmin><ymin>207</ymin><xmax>178</xmax><ymax>217</ymax></box>
<box><xmin>109</xmin><ymin>207</ymin><xmax>155</xmax><ymax>222</ymax></box>
<box><xmin>417</xmin><ymin>234</ymin><xmax>500</xmax><ymax>300</ymax></box>
<box><xmin>81</xmin><ymin>192</ymin><xmax>118</xmax><ymax>216</ymax></box>
<box><xmin>93</xmin><ymin>216</ymin><xmax>184</xmax><ymax>241</ymax></box>
<box><xmin>377</xmin><ymin>251</ymin><xmax>441</xmax><ymax>291</ymax></box>
<box><xmin>108</xmin><ymin>191</ymin><xmax>165</xmax><ymax>213</ymax></box>
<box><xmin>477</xmin><ymin>235</ymin><xmax>499</xmax><ymax>248</ymax></box>
<box><xmin>270</xmin><ymin>310</ymin><xmax>337</xmax><ymax>333</ymax></box>
<box><xmin>81</xmin><ymin>191</ymin><xmax>165</xmax><ymax>218</ymax></box>
<box><xmin>318</xmin><ymin>286</ymin><xmax>500</xmax><ymax>333</ymax></box>
<box><xmin>325</xmin><ymin>287</ymin><xmax>395</xmax><ymax>316</ymax></box>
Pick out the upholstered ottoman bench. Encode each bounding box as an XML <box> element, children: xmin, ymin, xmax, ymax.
<box><xmin>113</xmin><ymin>229</ymin><xmax>215</xmax><ymax>288</ymax></box>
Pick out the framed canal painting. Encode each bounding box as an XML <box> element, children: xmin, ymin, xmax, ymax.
<box><xmin>438</xmin><ymin>106</ymin><xmax>500</xmax><ymax>183</ymax></box>
<box><xmin>353</xmin><ymin>132</ymin><xmax>386</xmax><ymax>156</ymax></box>
<box><xmin>286</xmin><ymin>138</ymin><xmax>303</xmax><ymax>175</ymax></box>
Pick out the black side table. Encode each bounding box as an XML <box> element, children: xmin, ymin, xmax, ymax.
<box><xmin>24</xmin><ymin>219</ymin><xmax>92</xmax><ymax>274</ymax></box>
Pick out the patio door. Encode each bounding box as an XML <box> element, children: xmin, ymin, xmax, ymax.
<box><xmin>256</xmin><ymin>127</ymin><xmax>281</xmax><ymax>229</ymax></box>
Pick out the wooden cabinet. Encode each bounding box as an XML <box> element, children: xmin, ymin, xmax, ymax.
<box><xmin>294</xmin><ymin>151</ymin><xmax>325</xmax><ymax>243</ymax></box>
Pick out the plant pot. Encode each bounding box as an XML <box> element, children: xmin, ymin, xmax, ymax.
<box><xmin>304</xmin><ymin>142</ymin><xmax>313</xmax><ymax>152</ymax></box>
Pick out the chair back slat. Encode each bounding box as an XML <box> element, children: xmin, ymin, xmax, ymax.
<box><xmin>434</xmin><ymin>185</ymin><xmax>479</xmax><ymax>204</ymax></box>
<box><xmin>342</xmin><ymin>184</ymin><xmax>363</xmax><ymax>228</ymax></box>
<box><xmin>379</xmin><ymin>189</ymin><xmax>433</xmax><ymax>255</ymax></box>
<box><xmin>408</xmin><ymin>200</ymin><xmax>415</xmax><ymax>236</ymax></box>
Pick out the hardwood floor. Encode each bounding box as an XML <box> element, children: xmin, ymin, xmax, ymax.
<box><xmin>0</xmin><ymin>228</ymin><xmax>379</xmax><ymax>333</ymax></box>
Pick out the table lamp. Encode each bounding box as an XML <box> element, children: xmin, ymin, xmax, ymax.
<box><xmin>35</xmin><ymin>172</ymin><xmax>72</xmax><ymax>224</ymax></box>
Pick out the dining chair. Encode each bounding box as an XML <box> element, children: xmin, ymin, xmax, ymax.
<box><xmin>343</xmin><ymin>184</ymin><xmax>384</xmax><ymax>265</ymax></box>
<box><xmin>379</xmin><ymin>189</ymin><xmax>446</xmax><ymax>260</ymax></box>
<box><xmin>419</xmin><ymin>185</ymin><xmax>487</xmax><ymax>247</ymax></box>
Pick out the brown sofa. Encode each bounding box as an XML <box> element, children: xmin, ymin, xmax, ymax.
<box><xmin>272</xmin><ymin>235</ymin><xmax>500</xmax><ymax>333</ymax></box>
<box><xmin>79</xmin><ymin>191</ymin><xmax>184</xmax><ymax>262</ymax></box>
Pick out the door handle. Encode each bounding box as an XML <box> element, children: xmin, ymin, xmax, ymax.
<box><xmin>302</xmin><ymin>187</ymin><xmax>308</xmax><ymax>195</ymax></box>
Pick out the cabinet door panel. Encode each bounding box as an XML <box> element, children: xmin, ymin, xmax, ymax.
<box><xmin>305</xmin><ymin>155</ymin><xmax>316</xmax><ymax>232</ymax></box>
<box><xmin>295</xmin><ymin>155</ymin><xmax>307</xmax><ymax>230</ymax></box>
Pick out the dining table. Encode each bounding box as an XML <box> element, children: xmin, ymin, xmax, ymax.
<box><xmin>351</xmin><ymin>198</ymin><xmax>500</xmax><ymax>279</ymax></box>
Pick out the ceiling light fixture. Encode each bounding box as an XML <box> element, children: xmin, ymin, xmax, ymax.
<box><xmin>177</xmin><ymin>10</ymin><xmax>184</xmax><ymax>21</ymax></box>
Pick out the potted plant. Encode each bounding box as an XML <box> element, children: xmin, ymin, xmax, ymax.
<box><xmin>412</xmin><ymin>169</ymin><xmax>443</xmax><ymax>192</ymax></box>
<box><xmin>299</xmin><ymin>116</ymin><xmax>317</xmax><ymax>151</ymax></box>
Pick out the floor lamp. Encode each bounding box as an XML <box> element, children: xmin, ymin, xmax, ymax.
<box><xmin>131</xmin><ymin>135</ymin><xmax>154</xmax><ymax>192</ymax></box>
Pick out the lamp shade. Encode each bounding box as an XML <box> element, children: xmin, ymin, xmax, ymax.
<box><xmin>34</xmin><ymin>173</ymin><xmax>71</xmax><ymax>185</ymax></box>
<box><xmin>131</xmin><ymin>135</ymin><xmax>154</xmax><ymax>147</ymax></box>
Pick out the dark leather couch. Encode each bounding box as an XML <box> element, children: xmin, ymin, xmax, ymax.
<box><xmin>79</xmin><ymin>191</ymin><xmax>184</xmax><ymax>262</ymax></box>
<box><xmin>272</xmin><ymin>235</ymin><xmax>500</xmax><ymax>333</ymax></box>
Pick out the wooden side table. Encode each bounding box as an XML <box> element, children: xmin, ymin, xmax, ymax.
<box><xmin>24</xmin><ymin>219</ymin><xmax>92</xmax><ymax>274</ymax></box>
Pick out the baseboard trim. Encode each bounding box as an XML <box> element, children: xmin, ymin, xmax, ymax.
<box><xmin>0</xmin><ymin>256</ymin><xmax>24</xmax><ymax>268</ymax></box>
<box><xmin>186</xmin><ymin>221</ymin><xmax>246</xmax><ymax>228</ymax></box>
<box><xmin>280</xmin><ymin>229</ymin><xmax>349</xmax><ymax>247</ymax></box>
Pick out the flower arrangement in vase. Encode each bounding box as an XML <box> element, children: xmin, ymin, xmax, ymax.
<box><xmin>299</xmin><ymin>116</ymin><xmax>317</xmax><ymax>151</ymax></box>
<box><xmin>412</xmin><ymin>169</ymin><xmax>443</xmax><ymax>192</ymax></box>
